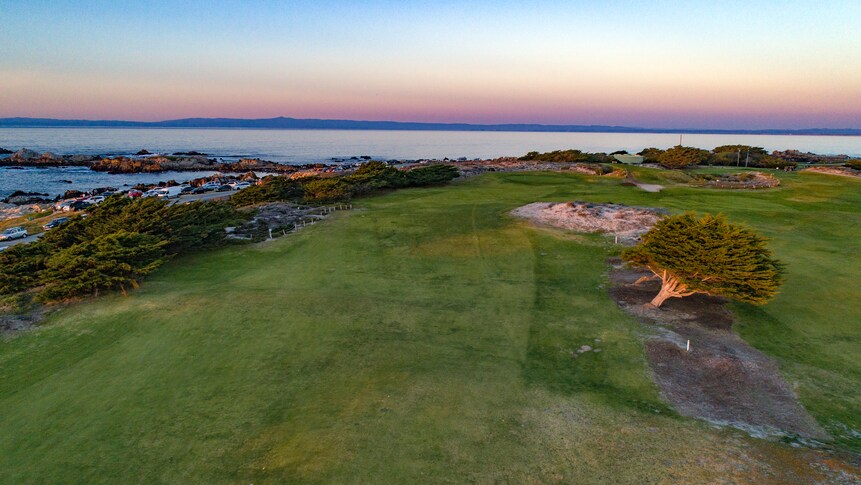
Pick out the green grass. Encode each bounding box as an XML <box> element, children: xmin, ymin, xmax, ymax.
<box><xmin>1</xmin><ymin>169</ymin><xmax>859</xmax><ymax>482</ymax></box>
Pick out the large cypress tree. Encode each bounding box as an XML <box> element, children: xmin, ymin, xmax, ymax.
<box><xmin>622</xmin><ymin>213</ymin><xmax>783</xmax><ymax>308</ymax></box>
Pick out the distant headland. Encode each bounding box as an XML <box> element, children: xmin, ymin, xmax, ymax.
<box><xmin>1</xmin><ymin>117</ymin><xmax>859</xmax><ymax>136</ymax></box>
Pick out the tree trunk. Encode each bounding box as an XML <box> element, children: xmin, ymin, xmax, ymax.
<box><xmin>648</xmin><ymin>273</ymin><xmax>692</xmax><ymax>308</ymax></box>
<box><xmin>649</xmin><ymin>284</ymin><xmax>673</xmax><ymax>307</ymax></box>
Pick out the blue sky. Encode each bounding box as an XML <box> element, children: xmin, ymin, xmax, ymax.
<box><xmin>1</xmin><ymin>0</ymin><xmax>859</xmax><ymax>128</ymax></box>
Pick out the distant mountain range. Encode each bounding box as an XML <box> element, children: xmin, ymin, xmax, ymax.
<box><xmin>1</xmin><ymin>117</ymin><xmax>859</xmax><ymax>136</ymax></box>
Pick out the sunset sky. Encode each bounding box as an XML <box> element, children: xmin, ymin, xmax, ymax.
<box><xmin>1</xmin><ymin>0</ymin><xmax>859</xmax><ymax>129</ymax></box>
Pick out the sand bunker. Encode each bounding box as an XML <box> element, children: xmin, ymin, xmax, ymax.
<box><xmin>511</xmin><ymin>202</ymin><xmax>665</xmax><ymax>241</ymax></box>
<box><xmin>607</xmin><ymin>258</ymin><xmax>829</xmax><ymax>442</ymax></box>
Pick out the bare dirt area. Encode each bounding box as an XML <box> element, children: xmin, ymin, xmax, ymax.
<box><xmin>453</xmin><ymin>157</ymin><xmax>625</xmax><ymax>178</ymax></box>
<box><xmin>0</xmin><ymin>307</ymin><xmax>44</xmax><ymax>336</ymax></box>
<box><xmin>229</xmin><ymin>202</ymin><xmax>351</xmax><ymax>240</ymax></box>
<box><xmin>511</xmin><ymin>202</ymin><xmax>665</xmax><ymax>242</ymax></box>
<box><xmin>607</xmin><ymin>258</ymin><xmax>830</xmax><ymax>442</ymax></box>
<box><xmin>691</xmin><ymin>171</ymin><xmax>781</xmax><ymax>189</ymax></box>
<box><xmin>803</xmin><ymin>166</ymin><xmax>861</xmax><ymax>179</ymax></box>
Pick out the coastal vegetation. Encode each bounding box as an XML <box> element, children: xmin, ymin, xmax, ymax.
<box><xmin>519</xmin><ymin>149</ymin><xmax>611</xmax><ymax>163</ymax></box>
<box><xmin>231</xmin><ymin>162</ymin><xmax>459</xmax><ymax>206</ymax></box>
<box><xmin>0</xmin><ymin>197</ymin><xmax>246</xmax><ymax>306</ymax></box>
<box><xmin>0</xmin><ymin>167</ymin><xmax>859</xmax><ymax>482</ymax></box>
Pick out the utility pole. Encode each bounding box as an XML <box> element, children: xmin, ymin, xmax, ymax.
<box><xmin>737</xmin><ymin>150</ymin><xmax>740</xmax><ymax>166</ymax></box>
<box><xmin>679</xmin><ymin>134</ymin><xmax>683</xmax><ymax>146</ymax></box>
<box><xmin>745</xmin><ymin>150</ymin><xmax>750</xmax><ymax>167</ymax></box>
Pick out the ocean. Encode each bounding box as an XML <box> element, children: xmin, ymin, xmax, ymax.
<box><xmin>2</xmin><ymin>128</ymin><xmax>860</xmax><ymax>198</ymax></box>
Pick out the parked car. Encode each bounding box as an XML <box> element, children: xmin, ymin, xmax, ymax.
<box><xmin>127</xmin><ymin>189</ymin><xmax>143</xmax><ymax>198</ymax></box>
<box><xmin>180</xmin><ymin>185</ymin><xmax>196</xmax><ymax>194</ymax></box>
<box><xmin>232</xmin><ymin>182</ymin><xmax>252</xmax><ymax>190</ymax></box>
<box><xmin>156</xmin><ymin>186</ymin><xmax>185</xmax><ymax>199</ymax></box>
<box><xmin>61</xmin><ymin>200</ymin><xmax>89</xmax><ymax>211</ymax></box>
<box><xmin>199</xmin><ymin>182</ymin><xmax>222</xmax><ymax>191</ymax></box>
<box><xmin>54</xmin><ymin>199</ymin><xmax>76</xmax><ymax>211</ymax></box>
<box><xmin>192</xmin><ymin>187</ymin><xmax>209</xmax><ymax>194</ymax></box>
<box><xmin>83</xmin><ymin>195</ymin><xmax>106</xmax><ymax>205</ymax></box>
<box><xmin>43</xmin><ymin>217</ymin><xmax>70</xmax><ymax>230</ymax></box>
<box><xmin>142</xmin><ymin>189</ymin><xmax>164</xmax><ymax>198</ymax></box>
<box><xmin>216</xmin><ymin>184</ymin><xmax>233</xmax><ymax>192</ymax></box>
<box><xmin>0</xmin><ymin>227</ymin><xmax>28</xmax><ymax>241</ymax></box>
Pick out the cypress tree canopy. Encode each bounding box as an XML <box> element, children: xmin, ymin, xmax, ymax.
<box><xmin>622</xmin><ymin>213</ymin><xmax>783</xmax><ymax>307</ymax></box>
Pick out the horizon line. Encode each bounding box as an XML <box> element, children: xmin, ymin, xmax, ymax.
<box><xmin>1</xmin><ymin>116</ymin><xmax>860</xmax><ymax>136</ymax></box>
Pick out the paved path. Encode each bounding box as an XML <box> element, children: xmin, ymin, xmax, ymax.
<box><xmin>168</xmin><ymin>190</ymin><xmax>233</xmax><ymax>205</ymax></box>
<box><xmin>0</xmin><ymin>233</ymin><xmax>41</xmax><ymax>251</ymax></box>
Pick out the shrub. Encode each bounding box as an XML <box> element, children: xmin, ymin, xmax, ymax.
<box><xmin>231</xmin><ymin>177</ymin><xmax>303</xmax><ymax>207</ymax></box>
<box><xmin>0</xmin><ymin>196</ymin><xmax>247</xmax><ymax>302</ymax></box>
<box><xmin>403</xmin><ymin>164</ymin><xmax>459</xmax><ymax>186</ymax></box>
<box><xmin>302</xmin><ymin>178</ymin><xmax>351</xmax><ymax>204</ymax></box>
<box><xmin>519</xmin><ymin>150</ymin><xmax>608</xmax><ymax>163</ymax></box>
<box><xmin>638</xmin><ymin>148</ymin><xmax>665</xmax><ymax>163</ymax></box>
<box><xmin>755</xmin><ymin>156</ymin><xmax>797</xmax><ymax>169</ymax></box>
<box><xmin>656</xmin><ymin>146</ymin><xmax>712</xmax><ymax>169</ymax></box>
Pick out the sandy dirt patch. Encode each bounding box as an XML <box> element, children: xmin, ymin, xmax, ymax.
<box><xmin>692</xmin><ymin>171</ymin><xmax>780</xmax><ymax>189</ymax></box>
<box><xmin>803</xmin><ymin>166</ymin><xmax>861</xmax><ymax>179</ymax></box>
<box><xmin>634</xmin><ymin>182</ymin><xmax>663</xmax><ymax>192</ymax></box>
<box><xmin>607</xmin><ymin>258</ymin><xmax>829</xmax><ymax>442</ymax></box>
<box><xmin>511</xmin><ymin>202</ymin><xmax>665</xmax><ymax>242</ymax></box>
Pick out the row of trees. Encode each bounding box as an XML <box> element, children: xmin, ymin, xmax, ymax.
<box><xmin>231</xmin><ymin>162</ymin><xmax>459</xmax><ymax>207</ymax></box>
<box><xmin>0</xmin><ymin>197</ymin><xmax>247</xmax><ymax>304</ymax></box>
<box><xmin>519</xmin><ymin>150</ymin><xmax>613</xmax><ymax>163</ymax></box>
<box><xmin>519</xmin><ymin>146</ymin><xmax>797</xmax><ymax>170</ymax></box>
<box><xmin>639</xmin><ymin>145</ymin><xmax>796</xmax><ymax>170</ymax></box>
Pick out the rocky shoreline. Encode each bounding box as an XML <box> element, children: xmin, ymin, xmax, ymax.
<box><xmin>0</xmin><ymin>147</ymin><xmax>329</xmax><ymax>174</ymax></box>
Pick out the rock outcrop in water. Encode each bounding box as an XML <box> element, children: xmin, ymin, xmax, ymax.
<box><xmin>1</xmin><ymin>148</ymin><xmax>97</xmax><ymax>167</ymax></box>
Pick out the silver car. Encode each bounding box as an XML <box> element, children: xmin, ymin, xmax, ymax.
<box><xmin>0</xmin><ymin>227</ymin><xmax>28</xmax><ymax>241</ymax></box>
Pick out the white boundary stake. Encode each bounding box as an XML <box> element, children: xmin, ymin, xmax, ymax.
<box><xmin>686</xmin><ymin>340</ymin><xmax>691</xmax><ymax>352</ymax></box>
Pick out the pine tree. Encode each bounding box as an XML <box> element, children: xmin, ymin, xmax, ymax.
<box><xmin>622</xmin><ymin>213</ymin><xmax>783</xmax><ymax>308</ymax></box>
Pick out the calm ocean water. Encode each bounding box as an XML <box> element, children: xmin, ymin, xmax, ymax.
<box><xmin>2</xmin><ymin>128</ymin><xmax>860</xmax><ymax>198</ymax></box>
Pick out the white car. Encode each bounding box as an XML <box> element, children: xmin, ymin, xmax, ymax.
<box><xmin>84</xmin><ymin>195</ymin><xmax>106</xmax><ymax>204</ymax></box>
<box><xmin>232</xmin><ymin>182</ymin><xmax>252</xmax><ymax>190</ymax></box>
<box><xmin>0</xmin><ymin>227</ymin><xmax>28</xmax><ymax>241</ymax></box>
<box><xmin>142</xmin><ymin>189</ymin><xmax>165</xmax><ymax>198</ymax></box>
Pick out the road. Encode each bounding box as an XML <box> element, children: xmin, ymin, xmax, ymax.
<box><xmin>168</xmin><ymin>190</ymin><xmax>233</xmax><ymax>205</ymax></box>
<box><xmin>0</xmin><ymin>233</ymin><xmax>41</xmax><ymax>251</ymax></box>
<box><xmin>0</xmin><ymin>191</ymin><xmax>235</xmax><ymax>251</ymax></box>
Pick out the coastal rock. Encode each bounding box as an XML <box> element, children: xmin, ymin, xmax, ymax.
<box><xmin>62</xmin><ymin>190</ymin><xmax>85</xmax><ymax>199</ymax></box>
<box><xmin>135</xmin><ymin>149</ymin><xmax>151</xmax><ymax>155</ymax></box>
<box><xmin>173</xmin><ymin>151</ymin><xmax>208</xmax><ymax>156</ymax></box>
<box><xmin>2</xmin><ymin>190</ymin><xmax>52</xmax><ymax>205</ymax></box>
<box><xmin>9</xmin><ymin>148</ymin><xmax>40</xmax><ymax>162</ymax></box>
<box><xmin>41</xmin><ymin>151</ymin><xmax>62</xmax><ymax>161</ymax></box>
<box><xmin>0</xmin><ymin>147</ymin><xmax>12</xmax><ymax>155</ymax></box>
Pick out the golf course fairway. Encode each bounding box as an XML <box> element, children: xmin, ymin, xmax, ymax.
<box><xmin>1</xmin><ymin>169</ymin><xmax>859</xmax><ymax>482</ymax></box>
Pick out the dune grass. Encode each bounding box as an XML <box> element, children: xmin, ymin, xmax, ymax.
<box><xmin>0</xmin><ymin>169</ymin><xmax>858</xmax><ymax>482</ymax></box>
